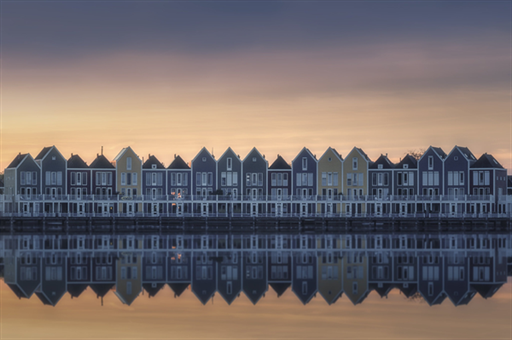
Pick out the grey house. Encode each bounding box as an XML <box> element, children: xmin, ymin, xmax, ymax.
<box><xmin>242</xmin><ymin>147</ymin><xmax>268</xmax><ymax>216</ymax></box>
<box><xmin>167</xmin><ymin>155</ymin><xmax>191</xmax><ymax>215</ymax></box>
<box><xmin>392</xmin><ymin>154</ymin><xmax>418</xmax><ymax>215</ymax></box>
<box><xmin>217</xmin><ymin>148</ymin><xmax>242</xmax><ymax>216</ymax></box>
<box><xmin>35</xmin><ymin>146</ymin><xmax>67</xmax><ymax>214</ymax></box>
<box><xmin>4</xmin><ymin>153</ymin><xmax>41</xmax><ymax>215</ymax></box>
<box><xmin>368</xmin><ymin>154</ymin><xmax>394</xmax><ymax>215</ymax></box>
<box><xmin>67</xmin><ymin>154</ymin><xmax>91</xmax><ymax>216</ymax></box>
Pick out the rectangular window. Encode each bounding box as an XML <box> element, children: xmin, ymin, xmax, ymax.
<box><xmin>409</xmin><ymin>172</ymin><xmax>414</xmax><ymax>186</ymax></box>
<box><xmin>208</xmin><ymin>172</ymin><xmax>213</xmax><ymax>186</ymax></box>
<box><xmin>327</xmin><ymin>172</ymin><xmax>332</xmax><ymax>186</ymax></box>
<box><xmin>484</xmin><ymin>171</ymin><xmax>490</xmax><ymax>185</ymax></box>
<box><xmin>428</xmin><ymin>156</ymin><xmax>433</xmax><ymax>170</ymax></box>
<box><xmin>283</xmin><ymin>173</ymin><xmax>288</xmax><ymax>186</ymax></box>
<box><xmin>434</xmin><ymin>172</ymin><xmax>439</xmax><ymax>186</ymax></box>
<box><xmin>302</xmin><ymin>157</ymin><xmax>307</xmax><ymax>170</ymax></box>
<box><xmin>271</xmin><ymin>173</ymin><xmax>277</xmax><ymax>186</ymax></box>
<box><xmin>459</xmin><ymin>172</ymin><xmax>464</xmax><ymax>185</ymax></box>
<box><xmin>352</xmin><ymin>157</ymin><xmax>358</xmax><ymax>170</ymax></box>
<box><xmin>297</xmin><ymin>173</ymin><xmax>301</xmax><ymax>187</ymax></box>
<box><xmin>347</xmin><ymin>173</ymin><xmax>352</xmax><ymax>186</ymax></box>
<box><xmin>227</xmin><ymin>158</ymin><xmax>232</xmax><ymax>171</ymax></box>
<box><xmin>333</xmin><ymin>172</ymin><xmax>338</xmax><ymax>186</ymax></box>
<box><xmin>20</xmin><ymin>172</ymin><xmax>26</xmax><ymax>185</ymax></box>
<box><xmin>133</xmin><ymin>173</ymin><xmax>137</xmax><ymax>185</ymax></box>
<box><xmin>127</xmin><ymin>157</ymin><xmax>132</xmax><ymax>170</ymax></box>
<box><xmin>57</xmin><ymin>172</ymin><xmax>62</xmax><ymax>185</ymax></box>
<box><xmin>227</xmin><ymin>172</ymin><xmax>232</xmax><ymax>186</ymax></box>
<box><xmin>121</xmin><ymin>173</ymin><xmax>126</xmax><ymax>185</ymax></box>
<box><xmin>308</xmin><ymin>173</ymin><xmax>313</xmax><ymax>186</ymax></box>
<box><xmin>221</xmin><ymin>172</ymin><xmax>227</xmax><ymax>186</ymax></box>
<box><xmin>448</xmin><ymin>171</ymin><xmax>453</xmax><ymax>186</ymax></box>
<box><xmin>232</xmin><ymin>172</ymin><xmax>237</xmax><ymax>186</ymax></box>
<box><xmin>258</xmin><ymin>173</ymin><xmax>263</xmax><ymax>186</ymax></box>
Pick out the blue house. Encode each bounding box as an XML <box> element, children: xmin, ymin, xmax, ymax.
<box><xmin>191</xmin><ymin>148</ymin><xmax>217</xmax><ymax>216</ymax></box>
<box><xmin>89</xmin><ymin>153</ymin><xmax>117</xmax><ymax>215</ymax></box>
<box><xmin>268</xmin><ymin>155</ymin><xmax>292</xmax><ymax>217</ymax></box>
<box><xmin>4</xmin><ymin>153</ymin><xmax>41</xmax><ymax>215</ymax></box>
<box><xmin>167</xmin><ymin>155</ymin><xmax>191</xmax><ymax>216</ymax></box>
<box><xmin>443</xmin><ymin>146</ymin><xmax>476</xmax><ymax>215</ymax></box>
<box><xmin>368</xmin><ymin>154</ymin><xmax>394</xmax><ymax>216</ymax></box>
<box><xmin>67</xmin><ymin>154</ymin><xmax>91</xmax><ymax>216</ymax></box>
<box><xmin>291</xmin><ymin>147</ymin><xmax>318</xmax><ymax>216</ymax></box>
<box><xmin>392</xmin><ymin>154</ymin><xmax>418</xmax><ymax>215</ymax></box>
<box><xmin>470</xmin><ymin>153</ymin><xmax>508</xmax><ymax>214</ymax></box>
<box><xmin>217</xmin><ymin>148</ymin><xmax>242</xmax><ymax>216</ymax></box>
<box><xmin>242</xmin><ymin>147</ymin><xmax>268</xmax><ymax>216</ymax></box>
<box><xmin>35</xmin><ymin>146</ymin><xmax>67</xmax><ymax>214</ymax></box>
<box><xmin>142</xmin><ymin>155</ymin><xmax>167</xmax><ymax>216</ymax></box>
<box><xmin>418</xmin><ymin>146</ymin><xmax>447</xmax><ymax>213</ymax></box>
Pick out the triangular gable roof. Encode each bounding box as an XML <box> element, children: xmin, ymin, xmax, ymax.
<box><xmin>168</xmin><ymin>283</ymin><xmax>189</xmax><ymax>297</ymax></box>
<box><xmin>398</xmin><ymin>284</ymin><xmax>417</xmax><ymax>298</ymax></box>
<box><xmin>35</xmin><ymin>289</ymin><xmax>66</xmax><ymax>306</ymax></box>
<box><xmin>291</xmin><ymin>147</ymin><xmax>317</xmax><ymax>164</ymax></box>
<box><xmin>455</xmin><ymin>146</ymin><xmax>476</xmax><ymax>162</ymax></box>
<box><xmin>218</xmin><ymin>288</ymin><xmax>241</xmax><ymax>305</ymax></box>
<box><xmin>346</xmin><ymin>147</ymin><xmax>372</xmax><ymax>164</ymax></box>
<box><xmin>243</xmin><ymin>147</ymin><xmax>267</xmax><ymax>164</ymax></box>
<box><xmin>419</xmin><ymin>291</ymin><xmax>446</xmax><ymax>306</ymax></box>
<box><xmin>471</xmin><ymin>153</ymin><xmax>504</xmax><ymax>169</ymax></box>
<box><xmin>142</xmin><ymin>155</ymin><xmax>165</xmax><ymax>169</ymax></box>
<box><xmin>292</xmin><ymin>287</ymin><xmax>317</xmax><ymax>305</ymax></box>
<box><xmin>319</xmin><ymin>147</ymin><xmax>343</xmax><ymax>163</ymax></box>
<box><xmin>318</xmin><ymin>288</ymin><xmax>343</xmax><ymax>305</ymax></box>
<box><xmin>90</xmin><ymin>283</ymin><xmax>114</xmax><ymax>298</ymax></box>
<box><xmin>218</xmin><ymin>147</ymin><xmax>240</xmax><ymax>162</ymax></box>
<box><xmin>472</xmin><ymin>283</ymin><xmax>503</xmax><ymax>299</ymax></box>
<box><xmin>168</xmin><ymin>155</ymin><xmax>190</xmax><ymax>169</ymax></box>
<box><xmin>68</xmin><ymin>284</ymin><xmax>88</xmax><ymax>298</ymax></box>
<box><xmin>269</xmin><ymin>282</ymin><xmax>290</xmax><ymax>297</ymax></box>
<box><xmin>370</xmin><ymin>155</ymin><xmax>394</xmax><ymax>169</ymax></box>
<box><xmin>143</xmin><ymin>283</ymin><xmax>165</xmax><ymax>297</ymax></box>
<box><xmin>420</xmin><ymin>146</ymin><xmax>446</xmax><ymax>162</ymax></box>
<box><xmin>369</xmin><ymin>283</ymin><xmax>394</xmax><ymax>298</ymax></box>
<box><xmin>243</xmin><ymin>286</ymin><xmax>267</xmax><ymax>305</ymax></box>
<box><xmin>35</xmin><ymin>147</ymin><xmax>53</xmax><ymax>160</ymax></box>
<box><xmin>113</xmin><ymin>146</ymin><xmax>140</xmax><ymax>162</ymax></box>
<box><xmin>346</xmin><ymin>288</ymin><xmax>371</xmax><ymax>305</ymax></box>
<box><xmin>269</xmin><ymin>155</ymin><xmax>291</xmax><ymax>170</ymax></box>
<box><xmin>7</xmin><ymin>153</ymin><xmax>33</xmax><ymax>169</ymax></box>
<box><xmin>89</xmin><ymin>154</ymin><xmax>115</xmax><ymax>169</ymax></box>
<box><xmin>67</xmin><ymin>154</ymin><xmax>88</xmax><ymax>168</ymax></box>
<box><xmin>397</xmin><ymin>155</ymin><xmax>417</xmax><ymax>169</ymax></box>
<box><xmin>191</xmin><ymin>147</ymin><xmax>215</xmax><ymax>163</ymax></box>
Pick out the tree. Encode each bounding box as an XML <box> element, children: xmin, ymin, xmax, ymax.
<box><xmin>406</xmin><ymin>149</ymin><xmax>426</xmax><ymax>160</ymax></box>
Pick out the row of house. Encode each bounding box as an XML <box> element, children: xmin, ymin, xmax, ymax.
<box><xmin>2</xmin><ymin>233</ymin><xmax>511</xmax><ymax>307</ymax></box>
<box><xmin>2</xmin><ymin>145</ymin><xmax>509</xmax><ymax>217</ymax></box>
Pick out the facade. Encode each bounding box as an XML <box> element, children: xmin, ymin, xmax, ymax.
<box><xmin>392</xmin><ymin>155</ymin><xmax>418</xmax><ymax>215</ymax></box>
<box><xmin>443</xmin><ymin>146</ymin><xmax>476</xmax><ymax>215</ymax></box>
<box><xmin>418</xmin><ymin>146</ymin><xmax>447</xmax><ymax>213</ymax></box>
<box><xmin>191</xmin><ymin>148</ymin><xmax>217</xmax><ymax>216</ymax></box>
<box><xmin>470</xmin><ymin>153</ymin><xmax>508</xmax><ymax>214</ymax></box>
<box><xmin>67</xmin><ymin>154</ymin><xmax>91</xmax><ymax>215</ymax></box>
<box><xmin>368</xmin><ymin>154</ymin><xmax>394</xmax><ymax>216</ymax></box>
<box><xmin>142</xmin><ymin>155</ymin><xmax>167</xmax><ymax>215</ymax></box>
<box><xmin>242</xmin><ymin>147</ymin><xmax>268</xmax><ymax>216</ymax></box>
<box><xmin>167</xmin><ymin>155</ymin><xmax>191</xmax><ymax>215</ymax></box>
<box><xmin>292</xmin><ymin>148</ymin><xmax>318</xmax><ymax>216</ymax></box>
<box><xmin>35</xmin><ymin>146</ymin><xmax>67</xmax><ymax>214</ymax></box>
<box><xmin>112</xmin><ymin>147</ymin><xmax>142</xmax><ymax>215</ymax></box>
<box><xmin>268</xmin><ymin>155</ymin><xmax>292</xmax><ymax>217</ymax></box>
<box><xmin>317</xmin><ymin>147</ymin><xmax>343</xmax><ymax>215</ymax></box>
<box><xmin>217</xmin><ymin>148</ymin><xmax>242</xmax><ymax>215</ymax></box>
<box><xmin>342</xmin><ymin>147</ymin><xmax>372</xmax><ymax>215</ymax></box>
<box><xmin>90</xmin><ymin>153</ymin><xmax>117</xmax><ymax>214</ymax></box>
<box><xmin>4</xmin><ymin>153</ymin><xmax>41</xmax><ymax>215</ymax></box>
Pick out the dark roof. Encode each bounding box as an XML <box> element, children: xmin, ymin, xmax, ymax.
<box><xmin>398</xmin><ymin>284</ymin><xmax>417</xmax><ymax>298</ymax></box>
<box><xmin>7</xmin><ymin>153</ymin><xmax>28</xmax><ymax>168</ymax></box>
<box><xmin>143</xmin><ymin>155</ymin><xmax>165</xmax><ymax>169</ymax></box>
<box><xmin>168</xmin><ymin>155</ymin><xmax>190</xmax><ymax>169</ymax></box>
<box><xmin>89</xmin><ymin>154</ymin><xmax>115</xmax><ymax>169</ymax></box>
<box><xmin>370</xmin><ymin>155</ymin><xmax>394</xmax><ymax>169</ymax></box>
<box><xmin>471</xmin><ymin>153</ymin><xmax>504</xmax><ymax>169</ymax></box>
<box><xmin>431</xmin><ymin>146</ymin><xmax>447</xmax><ymax>159</ymax></box>
<box><xmin>143</xmin><ymin>283</ymin><xmax>165</xmax><ymax>297</ymax></box>
<box><xmin>90</xmin><ymin>283</ymin><xmax>114</xmax><ymax>298</ymax></box>
<box><xmin>456</xmin><ymin>146</ymin><xmax>476</xmax><ymax>161</ymax></box>
<box><xmin>35</xmin><ymin>146</ymin><xmax>53</xmax><ymax>160</ymax></box>
<box><xmin>6</xmin><ymin>284</ymin><xmax>26</xmax><ymax>299</ymax></box>
<box><xmin>369</xmin><ymin>283</ymin><xmax>394</xmax><ymax>298</ymax></box>
<box><xmin>473</xmin><ymin>283</ymin><xmax>503</xmax><ymax>299</ymax></box>
<box><xmin>67</xmin><ymin>154</ymin><xmax>88</xmax><ymax>168</ymax></box>
<box><xmin>397</xmin><ymin>155</ymin><xmax>418</xmax><ymax>169</ymax></box>
<box><xmin>269</xmin><ymin>155</ymin><xmax>291</xmax><ymax>170</ymax></box>
<box><xmin>269</xmin><ymin>283</ymin><xmax>290</xmax><ymax>297</ymax></box>
<box><xmin>356</xmin><ymin>147</ymin><xmax>372</xmax><ymax>162</ymax></box>
<box><xmin>68</xmin><ymin>284</ymin><xmax>88</xmax><ymax>298</ymax></box>
<box><xmin>168</xmin><ymin>283</ymin><xmax>189</xmax><ymax>297</ymax></box>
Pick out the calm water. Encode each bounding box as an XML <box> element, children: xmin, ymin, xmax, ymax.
<box><xmin>1</xmin><ymin>231</ymin><xmax>511</xmax><ymax>339</ymax></box>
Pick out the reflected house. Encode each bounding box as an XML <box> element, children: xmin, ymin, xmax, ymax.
<box><xmin>443</xmin><ymin>146</ymin><xmax>476</xmax><ymax>216</ymax></box>
<box><xmin>4</xmin><ymin>250</ymin><xmax>41</xmax><ymax>299</ymax></box>
<box><xmin>3</xmin><ymin>153</ymin><xmax>40</xmax><ymax>215</ymax></box>
<box><xmin>443</xmin><ymin>252</ymin><xmax>474</xmax><ymax>306</ymax></box>
<box><xmin>292</xmin><ymin>235</ymin><xmax>318</xmax><ymax>304</ymax></box>
<box><xmin>115</xmin><ymin>235</ymin><xmax>143</xmax><ymax>305</ymax></box>
<box><xmin>91</xmin><ymin>235</ymin><xmax>117</xmax><ymax>296</ymax></box>
<box><xmin>36</xmin><ymin>252</ymin><xmax>67</xmax><ymax>306</ymax></box>
<box><xmin>243</xmin><ymin>250</ymin><xmax>267</xmax><ymax>305</ymax></box>
<box><xmin>268</xmin><ymin>235</ymin><xmax>292</xmax><ymax>297</ymax></box>
<box><xmin>217</xmin><ymin>250</ymin><xmax>242</xmax><ymax>305</ymax></box>
<box><xmin>67</xmin><ymin>251</ymin><xmax>92</xmax><ymax>298</ymax></box>
<box><xmin>112</xmin><ymin>147</ymin><xmax>142</xmax><ymax>216</ymax></box>
<box><xmin>368</xmin><ymin>235</ymin><xmax>393</xmax><ymax>298</ymax></box>
<box><xmin>35</xmin><ymin>146</ymin><xmax>67</xmax><ymax>214</ymax></box>
<box><xmin>418</xmin><ymin>146</ymin><xmax>447</xmax><ymax>213</ymax></box>
<box><xmin>191</xmin><ymin>147</ymin><xmax>217</xmax><ymax>216</ymax></box>
<box><xmin>470</xmin><ymin>153</ymin><xmax>508</xmax><ymax>214</ymax></box>
<box><xmin>392</xmin><ymin>155</ymin><xmax>418</xmax><ymax>215</ymax></box>
<box><xmin>418</xmin><ymin>251</ymin><xmax>446</xmax><ymax>306</ymax></box>
<box><xmin>317</xmin><ymin>147</ymin><xmax>343</xmax><ymax>216</ymax></box>
<box><xmin>342</xmin><ymin>235</ymin><xmax>370</xmax><ymax>305</ymax></box>
<box><xmin>317</xmin><ymin>235</ymin><xmax>342</xmax><ymax>305</ymax></box>
<box><xmin>217</xmin><ymin>148</ymin><xmax>242</xmax><ymax>215</ymax></box>
<box><xmin>89</xmin><ymin>153</ymin><xmax>116</xmax><ymax>215</ymax></box>
<box><xmin>342</xmin><ymin>147</ymin><xmax>372</xmax><ymax>216</ymax></box>
<box><xmin>67</xmin><ymin>154</ymin><xmax>91</xmax><ymax>216</ymax></box>
<box><xmin>192</xmin><ymin>251</ymin><xmax>217</xmax><ymax>304</ymax></box>
<box><xmin>167</xmin><ymin>155</ymin><xmax>191</xmax><ymax>216</ymax></box>
<box><xmin>368</xmin><ymin>154</ymin><xmax>394</xmax><ymax>216</ymax></box>
<box><xmin>168</xmin><ymin>247</ymin><xmax>191</xmax><ymax>298</ymax></box>
<box><xmin>292</xmin><ymin>147</ymin><xmax>318</xmax><ymax>216</ymax></box>
<box><xmin>243</xmin><ymin>147</ymin><xmax>268</xmax><ymax>216</ymax></box>
<box><xmin>268</xmin><ymin>155</ymin><xmax>292</xmax><ymax>217</ymax></box>
<box><xmin>393</xmin><ymin>235</ymin><xmax>418</xmax><ymax>297</ymax></box>
<box><xmin>469</xmin><ymin>239</ymin><xmax>508</xmax><ymax>299</ymax></box>
<box><xmin>142</xmin><ymin>235</ymin><xmax>167</xmax><ymax>297</ymax></box>
<box><xmin>142</xmin><ymin>155</ymin><xmax>167</xmax><ymax>216</ymax></box>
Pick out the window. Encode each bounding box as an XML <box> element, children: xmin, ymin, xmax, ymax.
<box><xmin>227</xmin><ymin>158</ymin><xmax>232</xmax><ymax>170</ymax></box>
<box><xmin>428</xmin><ymin>156</ymin><xmax>433</xmax><ymax>170</ymax></box>
<box><xmin>127</xmin><ymin>157</ymin><xmax>132</xmax><ymax>170</ymax></box>
<box><xmin>352</xmin><ymin>157</ymin><xmax>358</xmax><ymax>170</ymax></box>
<box><xmin>302</xmin><ymin>157</ymin><xmax>307</xmax><ymax>170</ymax></box>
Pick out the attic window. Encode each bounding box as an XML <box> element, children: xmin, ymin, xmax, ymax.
<box><xmin>252</xmin><ymin>157</ymin><xmax>257</xmax><ymax>162</ymax></box>
<box><xmin>493</xmin><ymin>159</ymin><xmax>498</xmax><ymax>164</ymax></box>
<box><xmin>152</xmin><ymin>164</ymin><xmax>156</xmax><ymax>169</ymax></box>
<box><xmin>202</xmin><ymin>157</ymin><xmax>206</xmax><ymax>162</ymax></box>
<box><xmin>378</xmin><ymin>164</ymin><xmax>383</xmax><ymax>169</ymax></box>
<box><xmin>454</xmin><ymin>156</ymin><xmax>458</xmax><ymax>161</ymax></box>
<box><xmin>328</xmin><ymin>157</ymin><xmax>332</xmax><ymax>162</ymax></box>
<box><xmin>52</xmin><ymin>156</ymin><xmax>56</xmax><ymax>161</ymax></box>
<box><xmin>403</xmin><ymin>164</ymin><xmax>408</xmax><ymax>169</ymax></box>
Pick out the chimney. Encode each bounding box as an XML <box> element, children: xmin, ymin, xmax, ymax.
<box><xmin>101</xmin><ymin>146</ymin><xmax>103</xmax><ymax>156</ymax></box>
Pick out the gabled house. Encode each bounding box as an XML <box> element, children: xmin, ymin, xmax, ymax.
<box><xmin>292</xmin><ymin>250</ymin><xmax>317</xmax><ymax>305</ymax></box>
<box><xmin>36</xmin><ymin>252</ymin><xmax>67</xmax><ymax>306</ymax></box>
<box><xmin>368</xmin><ymin>154</ymin><xmax>394</xmax><ymax>216</ymax></box>
<box><xmin>67</xmin><ymin>154</ymin><xmax>90</xmax><ymax>216</ymax></box>
<box><xmin>35</xmin><ymin>146</ymin><xmax>67</xmax><ymax>214</ymax></box>
<box><xmin>89</xmin><ymin>153</ymin><xmax>116</xmax><ymax>215</ymax></box>
<box><xmin>443</xmin><ymin>146</ymin><xmax>476</xmax><ymax>215</ymax></box>
<box><xmin>217</xmin><ymin>148</ymin><xmax>242</xmax><ymax>216</ymax></box>
<box><xmin>4</xmin><ymin>153</ymin><xmax>41</xmax><ymax>215</ymax></box>
<box><xmin>4</xmin><ymin>252</ymin><xmax>41</xmax><ymax>299</ymax></box>
<box><xmin>167</xmin><ymin>155</ymin><xmax>191</xmax><ymax>216</ymax></box>
<box><xmin>470</xmin><ymin>153</ymin><xmax>508</xmax><ymax>214</ymax></box>
<box><xmin>191</xmin><ymin>251</ymin><xmax>217</xmax><ymax>305</ymax></box>
<box><xmin>242</xmin><ymin>148</ymin><xmax>268</xmax><ymax>216</ymax></box>
<box><xmin>393</xmin><ymin>155</ymin><xmax>418</xmax><ymax>215</ymax></box>
<box><xmin>417</xmin><ymin>251</ymin><xmax>446</xmax><ymax>306</ymax></box>
<box><xmin>142</xmin><ymin>155</ymin><xmax>167</xmax><ymax>216</ymax></box>
<box><xmin>115</xmin><ymin>236</ymin><xmax>143</xmax><ymax>306</ymax></box>
<box><xmin>317</xmin><ymin>147</ymin><xmax>343</xmax><ymax>216</ymax></box>
<box><xmin>341</xmin><ymin>235</ymin><xmax>369</xmax><ymax>305</ymax></box>
<box><xmin>292</xmin><ymin>147</ymin><xmax>318</xmax><ymax>216</ymax></box>
<box><xmin>443</xmin><ymin>253</ymin><xmax>474</xmax><ymax>306</ymax></box>
<box><xmin>418</xmin><ymin>146</ymin><xmax>447</xmax><ymax>213</ymax></box>
<box><xmin>342</xmin><ymin>147</ymin><xmax>372</xmax><ymax>216</ymax></box>
<box><xmin>242</xmin><ymin>251</ymin><xmax>268</xmax><ymax>305</ymax></box>
<box><xmin>317</xmin><ymin>249</ymin><xmax>343</xmax><ymax>305</ymax></box>
<box><xmin>216</xmin><ymin>250</ymin><xmax>242</xmax><ymax>305</ymax></box>
<box><xmin>267</xmin><ymin>155</ymin><xmax>292</xmax><ymax>217</ymax></box>
<box><xmin>112</xmin><ymin>147</ymin><xmax>142</xmax><ymax>216</ymax></box>
<box><xmin>191</xmin><ymin>147</ymin><xmax>217</xmax><ymax>216</ymax></box>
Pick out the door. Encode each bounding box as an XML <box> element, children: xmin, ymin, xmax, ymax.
<box><xmin>177</xmin><ymin>203</ymin><xmax>183</xmax><ymax>216</ymax></box>
<box><xmin>77</xmin><ymin>203</ymin><xmax>85</xmax><ymax>216</ymax></box>
<box><xmin>326</xmin><ymin>203</ymin><xmax>333</xmax><ymax>216</ymax></box>
<box><xmin>127</xmin><ymin>203</ymin><xmax>134</xmax><ymax>217</ymax></box>
<box><xmin>450</xmin><ymin>203</ymin><xmax>457</xmax><ymax>217</ymax></box>
<box><xmin>400</xmin><ymin>203</ymin><xmax>407</xmax><ymax>216</ymax></box>
<box><xmin>201</xmin><ymin>203</ymin><xmax>208</xmax><ymax>216</ymax></box>
<box><xmin>346</xmin><ymin>203</ymin><xmax>352</xmax><ymax>216</ymax></box>
<box><xmin>375</xmin><ymin>203</ymin><xmax>382</xmax><ymax>216</ymax></box>
<box><xmin>251</xmin><ymin>203</ymin><xmax>258</xmax><ymax>217</ymax></box>
<box><xmin>23</xmin><ymin>203</ymin><xmax>30</xmax><ymax>216</ymax></box>
<box><xmin>276</xmin><ymin>203</ymin><xmax>283</xmax><ymax>217</ymax></box>
<box><xmin>300</xmin><ymin>203</ymin><xmax>307</xmax><ymax>217</ymax></box>
<box><xmin>152</xmin><ymin>203</ymin><xmax>159</xmax><ymax>216</ymax></box>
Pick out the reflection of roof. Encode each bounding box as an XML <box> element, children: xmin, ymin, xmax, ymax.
<box><xmin>269</xmin><ymin>282</ymin><xmax>290</xmax><ymax>297</ymax></box>
<box><xmin>398</xmin><ymin>284</ymin><xmax>417</xmax><ymax>298</ymax></box>
<box><xmin>35</xmin><ymin>146</ymin><xmax>53</xmax><ymax>160</ymax></box>
<box><xmin>7</xmin><ymin>153</ymin><xmax>28</xmax><ymax>168</ymax></box>
<box><xmin>472</xmin><ymin>153</ymin><xmax>504</xmax><ymax>169</ymax></box>
<box><xmin>68</xmin><ymin>284</ymin><xmax>88</xmax><ymax>298</ymax></box>
<box><xmin>168</xmin><ymin>283</ymin><xmax>189</xmax><ymax>297</ymax></box>
<box><xmin>90</xmin><ymin>154</ymin><xmax>115</xmax><ymax>169</ymax></box>
<box><xmin>472</xmin><ymin>283</ymin><xmax>503</xmax><ymax>299</ymax></box>
<box><xmin>168</xmin><ymin>155</ymin><xmax>190</xmax><ymax>169</ymax></box>
<box><xmin>269</xmin><ymin>155</ymin><xmax>291</xmax><ymax>169</ymax></box>
<box><xmin>67</xmin><ymin>154</ymin><xmax>88</xmax><ymax>168</ymax></box>
<box><xmin>90</xmin><ymin>283</ymin><xmax>114</xmax><ymax>298</ymax></box>
<box><xmin>143</xmin><ymin>155</ymin><xmax>165</xmax><ymax>169</ymax></box>
<box><xmin>143</xmin><ymin>283</ymin><xmax>165</xmax><ymax>297</ymax></box>
<box><xmin>35</xmin><ymin>290</ymin><xmax>65</xmax><ymax>306</ymax></box>
<box><xmin>369</xmin><ymin>283</ymin><xmax>393</xmax><ymax>297</ymax></box>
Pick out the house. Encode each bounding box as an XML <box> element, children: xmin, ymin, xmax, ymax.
<box><xmin>3</xmin><ymin>153</ymin><xmax>41</xmax><ymax>215</ymax></box>
<box><xmin>67</xmin><ymin>252</ymin><xmax>92</xmax><ymax>298</ymax></box>
<box><xmin>341</xmin><ymin>235</ymin><xmax>369</xmax><ymax>305</ymax></box>
<box><xmin>443</xmin><ymin>253</ymin><xmax>474</xmax><ymax>306</ymax></box>
<box><xmin>242</xmin><ymin>251</ymin><xmax>268</xmax><ymax>305</ymax></box>
<box><xmin>142</xmin><ymin>235</ymin><xmax>167</xmax><ymax>297</ymax></box>
<box><xmin>392</xmin><ymin>155</ymin><xmax>418</xmax><ymax>215</ymax></box>
<box><xmin>115</xmin><ymin>236</ymin><xmax>143</xmax><ymax>306</ymax></box>
<box><xmin>89</xmin><ymin>153</ymin><xmax>116</xmax><ymax>215</ymax></box>
<box><xmin>35</xmin><ymin>146</ymin><xmax>67</xmax><ymax>214</ymax></box>
<box><xmin>142</xmin><ymin>155</ymin><xmax>167</xmax><ymax>216</ymax></box>
<box><xmin>216</xmin><ymin>250</ymin><xmax>242</xmax><ymax>305</ymax></box>
<box><xmin>217</xmin><ymin>148</ymin><xmax>242</xmax><ymax>216</ymax></box>
<box><xmin>418</xmin><ymin>146</ymin><xmax>447</xmax><ymax>213</ymax></box>
<box><xmin>368</xmin><ymin>154</ymin><xmax>394</xmax><ymax>216</ymax></box>
<box><xmin>292</xmin><ymin>250</ymin><xmax>318</xmax><ymax>305</ymax></box>
<box><xmin>242</xmin><ymin>148</ymin><xmax>268</xmax><ymax>216</ymax></box>
<box><xmin>292</xmin><ymin>147</ymin><xmax>318</xmax><ymax>216</ymax></box>
<box><xmin>470</xmin><ymin>153</ymin><xmax>508</xmax><ymax>214</ymax></box>
<box><xmin>342</xmin><ymin>147</ymin><xmax>372</xmax><ymax>216</ymax></box>
<box><xmin>67</xmin><ymin>154</ymin><xmax>91</xmax><ymax>216</ymax></box>
<box><xmin>35</xmin><ymin>252</ymin><xmax>67</xmax><ymax>306</ymax></box>
<box><xmin>267</xmin><ymin>155</ymin><xmax>292</xmax><ymax>217</ymax></box>
<box><xmin>317</xmin><ymin>147</ymin><xmax>343</xmax><ymax>216</ymax></box>
<box><xmin>317</xmin><ymin>237</ymin><xmax>343</xmax><ymax>305</ymax></box>
<box><xmin>112</xmin><ymin>147</ymin><xmax>142</xmax><ymax>216</ymax></box>
<box><xmin>191</xmin><ymin>251</ymin><xmax>217</xmax><ymax>305</ymax></box>
<box><xmin>167</xmin><ymin>155</ymin><xmax>191</xmax><ymax>216</ymax></box>
<box><xmin>417</xmin><ymin>250</ymin><xmax>446</xmax><ymax>306</ymax></box>
<box><xmin>191</xmin><ymin>147</ymin><xmax>217</xmax><ymax>216</ymax></box>
<box><xmin>268</xmin><ymin>235</ymin><xmax>292</xmax><ymax>298</ymax></box>
<box><xmin>443</xmin><ymin>146</ymin><xmax>476</xmax><ymax>215</ymax></box>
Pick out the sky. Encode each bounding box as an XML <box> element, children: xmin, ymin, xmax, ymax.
<box><xmin>1</xmin><ymin>280</ymin><xmax>511</xmax><ymax>339</ymax></box>
<box><xmin>1</xmin><ymin>1</ymin><xmax>511</xmax><ymax>170</ymax></box>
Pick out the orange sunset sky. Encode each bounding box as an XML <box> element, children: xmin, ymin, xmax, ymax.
<box><xmin>1</xmin><ymin>2</ymin><xmax>511</xmax><ymax>171</ymax></box>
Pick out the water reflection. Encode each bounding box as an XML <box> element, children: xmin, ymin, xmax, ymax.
<box><xmin>2</xmin><ymin>233</ymin><xmax>510</xmax><ymax>307</ymax></box>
